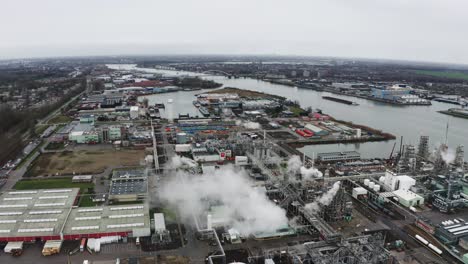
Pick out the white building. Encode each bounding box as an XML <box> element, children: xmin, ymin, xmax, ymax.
<box><xmin>383</xmin><ymin>171</ymin><xmax>416</xmax><ymax>191</ymax></box>
<box><xmin>393</xmin><ymin>189</ymin><xmax>424</xmax><ymax>208</ymax></box>
<box><xmin>154</xmin><ymin>213</ymin><xmax>166</xmax><ymax>232</ymax></box>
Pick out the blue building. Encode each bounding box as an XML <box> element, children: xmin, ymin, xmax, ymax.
<box><xmin>371</xmin><ymin>84</ymin><xmax>411</xmax><ymax>101</ymax></box>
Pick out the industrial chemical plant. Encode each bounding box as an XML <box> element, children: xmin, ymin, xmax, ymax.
<box><xmin>0</xmin><ymin>62</ymin><xmax>467</xmax><ymax>264</ymax></box>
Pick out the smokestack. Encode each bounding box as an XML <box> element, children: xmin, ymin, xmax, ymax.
<box><xmin>167</xmin><ymin>98</ymin><xmax>174</xmax><ymax>123</ymax></box>
<box><xmin>445</xmin><ymin>121</ymin><xmax>449</xmax><ymax>145</ymax></box>
<box><xmin>207</xmin><ymin>214</ymin><xmax>213</xmax><ymax>230</ymax></box>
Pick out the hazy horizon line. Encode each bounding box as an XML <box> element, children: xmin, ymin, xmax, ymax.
<box><xmin>2</xmin><ymin>52</ymin><xmax>468</xmax><ymax>69</ymax></box>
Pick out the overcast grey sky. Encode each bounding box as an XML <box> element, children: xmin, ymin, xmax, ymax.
<box><xmin>1</xmin><ymin>0</ymin><xmax>467</xmax><ymax>64</ymax></box>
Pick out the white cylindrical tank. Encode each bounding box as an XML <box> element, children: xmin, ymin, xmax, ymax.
<box><xmin>373</xmin><ymin>184</ymin><xmax>380</xmax><ymax>192</ymax></box>
<box><xmin>355</xmin><ymin>128</ymin><xmax>362</xmax><ymax>138</ymax></box>
<box><xmin>428</xmin><ymin>244</ymin><xmax>442</xmax><ymax>255</ymax></box>
<box><xmin>415</xmin><ymin>234</ymin><xmax>429</xmax><ymax>245</ymax></box>
<box><xmin>369</xmin><ymin>181</ymin><xmax>375</xmax><ymax>188</ymax></box>
<box><xmin>379</xmin><ymin>176</ymin><xmax>385</xmax><ymax>183</ymax></box>
<box><xmin>207</xmin><ymin>214</ymin><xmax>212</xmax><ymax>230</ymax></box>
<box><xmin>364</xmin><ymin>179</ymin><xmax>370</xmax><ymax>186</ymax></box>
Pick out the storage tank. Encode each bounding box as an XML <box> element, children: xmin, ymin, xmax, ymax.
<box><xmin>369</xmin><ymin>181</ymin><xmax>375</xmax><ymax>188</ymax></box>
<box><xmin>373</xmin><ymin>184</ymin><xmax>380</xmax><ymax>192</ymax></box>
<box><xmin>364</xmin><ymin>179</ymin><xmax>370</xmax><ymax>186</ymax></box>
<box><xmin>355</xmin><ymin>128</ymin><xmax>361</xmax><ymax>138</ymax></box>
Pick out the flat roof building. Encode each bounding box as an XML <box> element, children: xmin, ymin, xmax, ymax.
<box><xmin>0</xmin><ymin>188</ymin><xmax>150</xmax><ymax>242</ymax></box>
<box><xmin>109</xmin><ymin>169</ymin><xmax>148</xmax><ymax>203</ymax></box>
<box><xmin>317</xmin><ymin>151</ymin><xmax>361</xmax><ymax>162</ymax></box>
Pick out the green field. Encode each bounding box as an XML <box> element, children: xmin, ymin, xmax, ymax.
<box><xmin>47</xmin><ymin>114</ymin><xmax>72</xmax><ymax>124</ymax></box>
<box><xmin>14</xmin><ymin>178</ymin><xmax>94</xmax><ymax>192</ymax></box>
<box><xmin>45</xmin><ymin>142</ymin><xmax>65</xmax><ymax>150</ymax></box>
<box><xmin>78</xmin><ymin>188</ymin><xmax>97</xmax><ymax>207</ymax></box>
<box><xmin>34</xmin><ymin>124</ymin><xmax>50</xmax><ymax>135</ymax></box>
<box><xmin>289</xmin><ymin>106</ymin><xmax>306</xmax><ymax>116</ymax></box>
<box><xmin>412</xmin><ymin>70</ymin><xmax>468</xmax><ymax>81</ymax></box>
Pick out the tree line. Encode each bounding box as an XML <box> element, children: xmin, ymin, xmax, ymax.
<box><xmin>0</xmin><ymin>78</ymin><xmax>86</xmax><ymax>165</ymax></box>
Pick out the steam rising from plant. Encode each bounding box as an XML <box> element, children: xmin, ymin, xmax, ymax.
<box><xmin>287</xmin><ymin>155</ymin><xmax>302</xmax><ymax>175</ymax></box>
<box><xmin>236</xmin><ymin>120</ymin><xmax>261</xmax><ymax>130</ymax></box>
<box><xmin>159</xmin><ymin>163</ymin><xmax>288</xmax><ymax>236</ymax></box>
<box><xmin>287</xmin><ymin>155</ymin><xmax>322</xmax><ymax>181</ymax></box>
<box><xmin>300</xmin><ymin>166</ymin><xmax>323</xmax><ymax>179</ymax></box>
<box><xmin>432</xmin><ymin>144</ymin><xmax>456</xmax><ymax>165</ymax></box>
<box><xmin>169</xmin><ymin>156</ymin><xmax>197</xmax><ymax>169</ymax></box>
<box><xmin>305</xmin><ymin>181</ymin><xmax>341</xmax><ymax>213</ymax></box>
<box><xmin>440</xmin><ymin>146</ymin><xmax>456</xmax><ymax>165</ymax></box>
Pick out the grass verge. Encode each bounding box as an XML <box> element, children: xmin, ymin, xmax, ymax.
<box><xmin>14</xmin><ymin>178</ymin><xmax>94</xmax><ymax>192</ymax></box>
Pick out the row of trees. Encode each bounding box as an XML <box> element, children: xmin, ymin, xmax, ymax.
<box><xmin>173</xmin><ymin>77</ymin><xmax>222</xmax><ymax>89</ymax></box>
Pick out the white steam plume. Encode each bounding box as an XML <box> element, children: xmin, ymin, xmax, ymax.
<box><xmin>440</xmin><ymin>147</ymin><xmax>456</xmax><ymax>165</ymax></box>
<box><xmin>287</xmin><ymin>155</ymin><xmax>302</xmax><ymax>175</ymax></box>
<box><xmin>236</xmin><ymin>120</ymin><xmax>261</xmax><ymax>130</ymax></box>
<box><xmin>300</xmin><ymin>166</ymin><xmax>323</xmax><ymax>180</ymax></box>
<box><xmin>305</xmin><ymin>181</ymin><xmax>341</xmax><ymax>213</ymax></box>
<box><xmin>169</xmin><ymin>156</ymin><xmax>197</xmax><ymax>169</ymax></box>
<box><xmin>286</xmin><ymin>155</ymin><xmax>322</xmax><ymax>182</ymax></box>
<box><xmin>159</xmin><ymin>165</ymin><xmax>288</xmax><ymax>236</ymax></box>
<box><xmin>432</xmin><ymin>144</ymin><xmax>456</xmax><ymax>165</ymax></box>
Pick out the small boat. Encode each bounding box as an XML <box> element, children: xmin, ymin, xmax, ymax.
<box><xmin>192</xmin><ymin>101</ymin><xmax>201</xmax><ymax>107</ymax></box>
<box><xmin>199</xmin><ymin>106</ymin><xmax>210</xmax><ymax>117</ymax></box>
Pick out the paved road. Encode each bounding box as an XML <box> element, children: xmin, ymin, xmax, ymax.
<box><xmin>0</xmin><ymin>151</ymin><xmax>40</xmax><ymax>191</ymax></box>
<box><xmin>38</xmin><ymin>88</ymin><xmax>85</xmax><ymax>125</ymax></box>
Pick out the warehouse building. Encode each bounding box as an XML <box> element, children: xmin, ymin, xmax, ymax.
<box><xmin>304</xmin><ymin>123</ymin><xmax>329</xmax><ymax>136</ymax></box>
<box><xmin>0</xmin><ymin>188</ymin><xmax>150</xmax><ymax>242</ymax></box>
<box><xmin>371</xmin><ymin>84</ymin><xmax>411</xmax><ymax>101</ymax></box>
<box><xmin>435</xmin><ymin>219</ymin><xmax>468</xmax><ymax>245</ymax></box>
<box><xmin>317</xmin><ymin>151</ymin><xmax>361</xmax><ymax>162</ymax></box>
<box><xmin>392</xmin><ymin>189</ymin><xmax>424</xmax><ymax>208</ymax></box>
<box><xmin>62</xmin><ymin>204</ymin><xmax>151</xmax><ymax>240</ymax></box>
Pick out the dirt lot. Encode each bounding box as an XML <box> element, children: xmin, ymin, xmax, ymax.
<box><xmin>27</xmin><ymin>149</ymin><xmax>145</xmax><ymax>176</ymax></box>
<box><xmin>267</xmin><ymin>131</ymin><xmax>297</xmax><ymax>140</ymax></box>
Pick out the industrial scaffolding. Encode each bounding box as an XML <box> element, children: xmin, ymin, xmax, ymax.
<box><xmin>250</xmin><ymin>233</ymin><xmax>392</xmax><ymax>264</ymax></box>
<box><xmin>417</xmin><ymin>135</ymin><xmax>429</xmax><ymax>160</ymax></box>
<box><xmin>318</xmin><ymin>186</ymin><xmax>352</xmax><ymax>223</ymax></box>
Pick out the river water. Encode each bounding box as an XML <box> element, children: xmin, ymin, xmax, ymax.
<box><xmin>107</xmin><ymin>64</ymin><xmax>468</xmax><ymax>159</ymax></box>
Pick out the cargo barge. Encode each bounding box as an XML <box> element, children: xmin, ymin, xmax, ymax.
<box><xmin>433</xmin><ymin>97</ymin><xmax>468</xmax><ymax>106</ymax></box>
<box><xmin>438</xmin><ymin>108</ymin><xmax>468</xmax><ymax>119</ymax></box>
<box><xmin>322</xmin><ymin>96</ymin><xmax>358</xmax><ymax>105</ymax></box>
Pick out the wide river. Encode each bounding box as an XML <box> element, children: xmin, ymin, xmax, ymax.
<box><xmin>107</xmin><ymin>64</ymin><xmax>468</xmax><ymax>159</ymax></box>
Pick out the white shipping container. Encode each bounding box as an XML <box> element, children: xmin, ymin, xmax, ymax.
<box><xmin>175</xmin><ymin>144</ymin><xmax>192</xmax><ymax>153</ymax></box>
<box><xmin>352</xmin><ymin>187</ymin><xmax>368</xmax><ymax>199</ymax></box>
<box><xmin>4</xmin><ymin>241</ymin><xmax>23</xmax><ymax>253</ymax></box>
<box><xmin>235</xmin><ymin>156</ymin><xmax>248</xmax><ymax>166</ymax></box>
